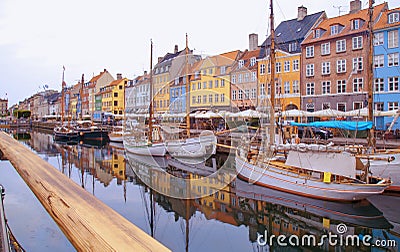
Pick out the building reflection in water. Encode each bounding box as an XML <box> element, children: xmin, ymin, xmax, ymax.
<box><xmin>23</xmin><ymin>130</ymin><xmax>400</xmax><ymax>252</ymax></box>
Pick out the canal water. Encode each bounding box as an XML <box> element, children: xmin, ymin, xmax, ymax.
<box><xmin>0</xmin><ymin>129</ymin><xmax>399</xmax><ymax>252</ymax></box>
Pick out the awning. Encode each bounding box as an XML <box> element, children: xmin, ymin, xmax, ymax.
<box><xmin>290</xmin><ymin>121</ymin><xmax>373</xmax><ymax>131</ymax></box>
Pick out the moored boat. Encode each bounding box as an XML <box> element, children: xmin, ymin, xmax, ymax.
<box><xmin>53</xmin><ymin>125</ymin><xmax>79</xmax><ymax>141</ymax></box>
<box><xmin>108</xmin><ymin>126</ymin><xmax>124</xmax><ymax>143</ymax></box>
<box><xmin>74</xmin><ymin>120</ymin><xmax>109</xmax><ymax>141</ymax></box>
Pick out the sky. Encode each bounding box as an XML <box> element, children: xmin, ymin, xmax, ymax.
<box><xmin>0</xmin><ymin>0</ymin><xmax>398</xmax><ymax>107</ymax></box>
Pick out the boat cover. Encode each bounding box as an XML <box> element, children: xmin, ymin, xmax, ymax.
<box><xmin>290</xmin><ymin>121</ymin><xmax>373</xmax><ymax>131</ymax></box>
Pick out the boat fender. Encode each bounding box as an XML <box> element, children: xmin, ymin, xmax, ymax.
<box><xmin>388</xmin><ymin>156</ymin><xmax>395</xmax><ymax>163</ymax></box>
<box><xmin>377</xmin><ymin>179</ymin><xmax>387</xmax><ymax>185</ymax></box>
<box><xmin>80</xmin><ymin>132</ymin><xmax>83</xmax><ymax>136</ymax></box>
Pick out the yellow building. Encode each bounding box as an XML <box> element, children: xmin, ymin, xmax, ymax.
<box><xmin>100</xmin><ymin>75</ymin><xmax>127</xmax><ymax>115</ymax></box>
<box><xmin>111</xmin><ymin>152</ymin><xmax>126</xmax><ymax>184</ymax></box>
<box><xmin>190</xmin><ymin>51</ymin><xmax>240</xmax><ymax>112</ymax></box>
<box><xmin>258</xmin><ymin>49</ymin><xmax>301</xmax><ymax>112</ymax></box>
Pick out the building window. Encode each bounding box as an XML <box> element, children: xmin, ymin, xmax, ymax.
<box><xmin>203</xmin><ymin>82</ymin><xmax>207</xmax><ymax>89</ymax></box>
<box><xmin>209</xmin><ymin>80</ymin><xmax>213</xmax><ymax>88</ymax></box>
<box><xmin>306</xmin><ymin>83</ymin><xmax>315</xmax><ymax>95</ymax></box>
<box><xmin>374</xmin><ymin>78</ymin><xmax>384</xmax><ymax>92</ymax></box>
<box><xmin>351</xmin><ymin>19</ymin><xmax>360</xmax><ymax>30</ymax></box>
<box><xmin>276</xmin><ymin>62</ymin><xmax>281</xmax><ymax>73</ymax></box>
<box><xmin>221</xmin><ymin>79</ymin><xmax>225</xmax><ymax>87</ymax></box>
<box><xmin>260</xmin><ymin>64</ymin><xmax>266</xmax><ymax>75</ymax></box>
<box><xmin>293</xmin><ymin>60</ymin><xmax>299</xmax><ymax>71</ymax></box>
<box><xmin>215</xmin><ymin>94</ymin><xmax>219</xmax><ymax>103</ymax></box>
<box><xmin>353</xmin><ymin>78</ymin><xmax>364</xmax><ymax>92</ymax></box>
<box><xmin>114</xmin><ymin>92</ymin><xmax>118</xmax><ymax>97</ymax></box>
<box><xmin>388</xmin><ymin>102</ymin><xmax>399</xmax><ymax>111</ymax></box>
<box><xmin>388</xmin><ymin>77</ymin><xmax>399</xmax><ymax>91</ymax></box>
<box><xmin>250</xmin><ymin>57</ymin><xmax>256</xmax><ymax>67</ymax></box>
<box><xmin>209</xmin><ymin>68</ymin><xmax>213</xmax><ymax>75</ymax></box>
<box><xmin>251</xmin><ymin>72</ymin><xmax>257</xmax><ymax>81</ymax></box>
<box><xmin>197</xmin><ymin>95</ymin><xmax>201</xmax><ymax>104</ymax></box>
<box><xmin>337</xmin><ymin>80</ymin><xmax>346</xmax><ymax>93</ymax></box>
<box><xmin>337</xmin><ymin>59</ymin><xmax>346</xmax><ymax>73</ymax></box>
<box><xmin>293</xmin><ymin>80</ymin><xmax>300</xmax><ymax>93</ymax></box>
<box><xmin>388</xmin><ymin>13</ymin><xmax>400</xmax><ymax>24</ymax></box>
<box><xmin>260</xmin><ymin>84</ymin><xmax>265</xmax><ymax>96</ymax></box>
<box><xmin>388</xmin><ymin>53</ymin><xmax>399</xmax><ymax>67</ymax></box>
<box><xmin>388</xmin><ymin>30</ymin><xmax>399</xmax><ymax>48</ymax></box>
<box><xmin>284</xmin><ymin>81</ymin><xmax>290</xmax><ymax>94</ymax></box>
<box><xmin>221</xmin><ymin>94</ymin><xmax>225</xmax><ymax>102</ymax></box>
<box><xmin>321</xmin><ymin>43</ymin><xmax>330</xmax><ymax>55</ymax></box>
<box><xmin>267</xmin><ymin>63</ymin><xmax>271</xmax><ymax>73</ymax></box>
<box><xmin>231</xmin><ymin>74</ymin><xmax>237</xmax><ymax>84</ymax></box>
<box><xmin>374</xmin><ymin>32</ymin><xmax>384</xmax><ymax>45</ymax></box>
<box><xmin>203</xmin><ymin>95</ymin><xmax>207</xmax><ymax>103</ymax></box>
<box><xmin>215</xmin><ymin>80</ymin><xmax>219</xmax><ymax>88</ymax></box>
<box><xmin>322</xmin><ymin>102</ymin><xmax>331</xmax><ymax>109</ymax></box>
<box><xmin>198</xmin><ymin>82</ymin><xmax>201</xmax><ymax>90</ymax></box>
<box><xmin>374</xmin><ymin>55</ymin><xmax>384</xmax><ymax>68</ymax></box>
<box><xmin>220</xmin><ymin>66</ymin><xmax>226</xmax><ymax>74</ymax></box>
<box><xmin>245</xmin><ymin>89</ymin><xmax>250</xmax><ymax>99</ymax></box>
<box><xmin>232</xmin><ymin>90</ymin><xmax>237</xmax><ymax>100</ymax></box>
<box><xmin>284</xmin><ymin>61</ymin><xmax>290</xmax><ymax>72</ymax></box>
<box><xmin>315</xmin><ymin>29</ymin><xmax>321</xmax><ymax>38</ymax></box>
<box><xmin>352</xmin><ymin>57</ymin><xmax>363</xmax><ymax>72</ymax></box>
<box><xmin>289</xmin><ymin>42</ymin><xmax>297</xmax><ymax>52</ymax></box>
<box><xmin>322</xmin><ymin>62</ymin><xmax>331</xmax><ymax>75</ymax></box>
<box><xmin>209</xmin><ymin>94</ymin><xmax>213</xmax><ymax>103</ymax></box>
<box><xmin>353</xmin><ymin>101</ymin><xmax>363</xmax><ymax>110</ymax></box>
<box><xmin>322</xmin><ymin>81</ymin><xmax>331</xmax><ymax>94</ymax></box>
<box><xmin>336</xmin><ymin>39</ymin><xmax>346</xmax><ymax>53</ymax></box>
<box><xmin>237</xmin><ymin>74</ymin><xmax>242</xmax><ymax>83</ymax></box>
<box><xmin>192</xmin><ymin>96</ymin><xmax>196</xmax><ymax>104</ymax></box>
<box><xmin>251</xmin><ymin>88</ymin><xmax>256</xmax><ymax>99</ymax></box>
<box><xmin>352</xmin><ymin>36</ymin><xmax>363</xmax><ymax>50</ymax></box>
<box><xmin>330</xmin><ymin>25</ymin><xmax>339</xmax><ymax>35</ymax></box>
<box><xmin>114</xmin><ymin>101</ymin><xmax>118</xmax><ymax>106</ymax></box>
<box><xmin>238</xmin><ymin>60</ymin><xmax>244</xmax><ymax>68</ymax></box>
<box><xmin>238</xmin><ymin>90</ymin><xmax>243</xmax><ymax>100</ymax></box>
<box><xmin>245</xmin><ymin>73</ymin><xmax>250</xmax><ymax>83</ymax></box>
<box><xmin>306</xmin><ymin>64</ymin><xmax>314</xmax><ymax>77</ymax></box>
<box><xmin>337</xmin><ymin>103</ymin><xmax>346</xmax><ymax>112</ymax></box>
<box><xmin>306</xmin><ymin>46</ymin><xmax>314</xmax><ymax>58</ymax></box>
<box><xmin>375</xmin><ymin>102</ymin><xmax>384</xmax><ymax>111</ymax></box>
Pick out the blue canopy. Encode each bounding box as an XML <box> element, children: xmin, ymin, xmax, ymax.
<box><xmin>290</xmin><ymin>121</ymin><xmax>373</xmax><ymax>131</ymax></box>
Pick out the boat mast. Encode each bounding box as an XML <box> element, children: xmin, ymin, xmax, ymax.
<box><xmin>367</xmin><ymin>0</ymin><xmax>375</xmax><ymax>149</ymax></box>
<box><xmin>269</xmin><ymin>0</ymin><xmax>276</xmax><ymax>146</ymax></box>
<box><xmin>61</xmin><ymin>66</ymin><xmax>65</xmax><ymax>124</ymax></box>
<box><xmin>185</xmin><ymin>33</ymin><xmax>191</xmax><ymax>138</ymax></box>
<box><xmin>80</xmin><ymin>74</ymin><xmax>84</xmax><ymax>121</ymax></box>
<box><xmin>149</xmin><ymin>40</ymin><xmax>154</xmax><ymax>143</ymax></box>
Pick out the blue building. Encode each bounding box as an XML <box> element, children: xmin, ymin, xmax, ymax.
<box><xmin>373</xmin><ymin>7</ymin><xmax>400</xmax><ymax>131</ymax></box>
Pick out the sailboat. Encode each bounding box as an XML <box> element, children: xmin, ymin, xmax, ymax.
<box><xmin>235</xmin><ymin>0</ymin><xmax>391</xmax><ymax>202</ymax></box>
<box><xmin>124</xmin><ymin>40</ymin><xmax>167</xmax><ymax>156</ymax></box>
<box><xmin>164</xmin><ymin>34</ymin><xmax>217</xmax><ymax>159</ymax></box>
<box><xmin>54</xmin><ymin>67</ymin><xmax>80</xmax><ymax>142</ymax></box>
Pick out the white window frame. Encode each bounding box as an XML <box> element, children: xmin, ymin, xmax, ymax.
<box><xmin>250</xmin><ymin>57</ymin><xmax>256</xmax><ymax>67</ymax></box>
<box><xmin>276</xmin><ymin>62</ymin><xmax>281</xmax><ymax>73</ymax></box>
<box><xmin>336</xmin><ymin>39</ymin><xmax>346</xmax><ymax>53</ymax></box>
<box><xmin>306</xmin><ymin>46</ymin><xmax>314</xmax><ymax>58</ymax></box>
<box><xmin>238</xmin><ymin>60</ymin><xmax>244</xmax><ymax>68</ymax></box>
<box><xmin>388</xmin><ymin>30</ymin><xmax>399</xmax><ymax>48</ymax></box>
<box><xmin>337</xmin><ymin>80</ymin><xmax>347</xmax><ymax>94</ymax></box>
<box><xmin>322</xmin><ymin>62</ymin><xmax>331</xmax><ymax>75</ymax></box>
<box><xmin>260</xmin><ymin>64</ymin><xmax>266</xmax><ymax>75</ymax></box>
<box><xmin>388</xmin><ymin>102</ymin><xmax>399</xmax><ymax>111</ymax></box>
<box><xmin>284</xmin><ymin>81</ymin><xmax>290</xmax><ymax>94</ymax></box>
<box><xmin>388</xmin><ymin>53</ymin><xmax>399</xmax><ymax>67</ymax></box>
<box><xmin>232</xmin><ymin>90</ymin><xmax>237</xmax><ymax>100</ymax></box>
<box><xmin>293</xmin><ymin>80</ymin><xmax>300</xmax><ymax>94</ymax></box>
<box><xmin>321</xmin><ymin>43</ymin><xmax>330</xmax><ymax>55</ymax></box>
<box><xmin>284</xmin><ymin>61</ymin><xmax>290</xmax><ymax>72</ymax></box>
<box><xmin>330</xmin><ymin>25</ymin><xmax>339</xmax><ymax>35</ymax></box>
<box><xmin>353</xmin><ymin>78</ymin><xmax>364</xmax><ymax>93</ymax></box>
<box><xmin>388</xmin><ymin>77</ymin><xmax>399</xmax><ymax>91</ymax></box>
<box><xmin>337</xmin><ymin>102</ymin><xmax>346</xmax><ymax>112</ymax></box>
<box><xmin>374</xmin><ymin>55</ymin><xmax>384</xmax><ymax>68</ymax></box>
<box><xmin>373</xmin><ymin>32</ymin><xmax>384</xmax><ymax>46</ymax></box>
<box><xmin>352</xmin><ymin>19</ymin><xmax>360</xmax><ymax>30</ymax></box>
<box><xmin>306</xmin><ymin>82</ymin><xmax>315</xmax><ymax>96</ymax></box>
<box><xmin>374</xmin><ymin>78</ymin><xmax>384</xmax><ymax>92</ymax></box>
<box><xmin>322</xmin><ymin>81</ymin><xmax>331</xmax><ymax>94</ymax></box>
<box><xmin>352</xmin><ymin>57</ymin><xmax>363</xmax><ymax>72</ymax></box>
<box><xmin>388</xmin><ymin>13</ymin><xmax>400</xmax><ymax>24</ymax></box>
<box><xmin>352</xmin><ymin>36</ymin><xmax>363</xmax><ymax>50</ymax></box>
<box><xmin>337</xmin><ymin>59</ymin><xmax>347</xmax><ymax>73</ymax></box>
<box><xmin>306</xmin><ymin>64</ymin><xmax>314</xmax><ymax>77</ymax></box>
<box><xmin>293</xmin><ymin>60</ymin><xmax>299</xmax><ymax>71</ymax></box>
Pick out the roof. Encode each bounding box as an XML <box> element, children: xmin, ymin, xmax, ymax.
<box><xmin>374</xmin><ymin>6</ymin><xmax>400</xmax><ymax>31</ymax></box>
<box><xmin>302</xmin><ymin>3</ymin><xmax>388</xmax><ymax>45</ymax></box>
<box><xmin>109</xmin><ymin>78</ymin><xmax>127</xmax><ymax>87</ymax></box>
<box><xmin>260</xmin><ymin>11</ymin><xmax>326</xmax><ymax>57</ymax></box>
<box><xmin>232</xmin><ymin>49</ymin><xmax>261</xmax><ymax>72</ymax></box>
<box><xmin>89</xmin><ymin>69</ymin><xmax>108</xmax><ymax>83</ymax></box>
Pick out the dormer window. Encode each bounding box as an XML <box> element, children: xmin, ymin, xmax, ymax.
<box><xmin>352</xmin><ymin>19</ymin><xmax>360</xmax><ymax>30</ymax></box>
<box><xmin>315</xmin><ymin>29</ymin><xmax>321</xmax><ymax>38</ymax></box>
<box><xmin>250</xmin><ymin>57</ymin><xmax>256</xmax><ymax>67</ymax></box>
<box><xmin>331</xmin><ymin>25</ymin><xmax>339</xmax><ymax>35</ymax></box>
<box><xmin>388</xmin><ymin>12</ymin><xmax>400</xmax><ymax>24</ymax></box>
<box><xmin>238</xmin><ymin>60</ymin><xmax>244</xmax><ymax>68</ymax></box>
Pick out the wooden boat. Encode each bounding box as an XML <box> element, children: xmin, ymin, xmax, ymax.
<box><xmin>236</xmin><ymin>0</ymin><xmax>391</xmax><ymax>202</ymax></box>
<box><xmin>74</xmin><ymin>120</ymin><xmax>109</xmax><ymax>141</ymax></box>
<box><xmin>108</xmin><ymin>126</ymin><xmax>123</xmax><ymax>143</ymax></box>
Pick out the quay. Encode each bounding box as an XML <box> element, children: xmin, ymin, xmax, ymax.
<box><xmin>0</xmin><ymin>132</ymin><xmax>170</xmax><ymax>252</ymax></box>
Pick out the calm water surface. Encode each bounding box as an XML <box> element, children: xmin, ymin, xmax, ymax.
<box><xmin>0</xmin><ymin>130</ymin><xmax>399</xmax><ymax>252</ymax></box>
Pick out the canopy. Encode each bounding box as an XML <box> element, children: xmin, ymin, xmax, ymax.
<box><xmin>290</xmin><ymin>121</ymin><xmax>373</xmax><ymax>131</ymax></box>
<box><xmin>276</xmin><ymin>109</ymin><xmax>312</xmax><ymax>117</ymax></box>
<box><xmin>195</xmin><ymin>111</ymin><xmax>220</xmax><ymax>119</ymax></box>
<box><xmin>310</xmin><ymin>108</ymin><xmax>346</xmax><ymax>117</ymax></box>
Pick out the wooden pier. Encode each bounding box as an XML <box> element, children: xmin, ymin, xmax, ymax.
<box><xmin>0</xmin><ymin>132</ymin><xmax>170</xmax><ymax>251</ymax></box>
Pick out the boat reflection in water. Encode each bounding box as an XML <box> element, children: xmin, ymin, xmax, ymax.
<box><xmin>24</xmin><ymin>130</ymin><xmax>399</xmax><ymax>251</ymax></box>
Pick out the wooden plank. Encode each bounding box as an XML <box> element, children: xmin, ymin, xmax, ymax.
<box><xmin>0</xmin><ymin>132</ymin><xmax>170</xmax><ymax>252</ymax></box>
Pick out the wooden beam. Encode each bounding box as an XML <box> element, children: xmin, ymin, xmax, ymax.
<box><xmin>0</xmin><ymin>132</ymin><xmax>170</xmax><ymax>252</ymax></box>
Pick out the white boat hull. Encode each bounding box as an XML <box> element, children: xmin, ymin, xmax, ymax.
<box><xmin>109</xmin><ymin>134</ymin><xmax>123</xmax><ymax>143</ymax></box>
<box><xmin>124</xmin><ymin>141</ymin><xmax>166</xmax><ymax>156</ymax></box>
<box><xmin>235</xmin><ymin>155</ymin><xmax>388</xmax><ymax>202</ymax></box>
<box><xmin>166</xmin><ymin>135</ymin><xmax>216</xmax><ymax>158</ymax></box>
<box><xmin>368</xmin><ymin>153</ymin><xmax>400</xmax><ymax>190</ymax></box>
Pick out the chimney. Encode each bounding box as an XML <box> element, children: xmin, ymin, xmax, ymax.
<box><xmin>116</xmin><ymin>73</ymin><xmax>122</xmax><ymax>80</ymax></box>
<box><xmin>349</xmin><ymin>0</ymin><xmax>361</xmax><ymax>14</ymax></box>
<box><xmin>297</xmin><ymin>6</ymin><xmax>307</xmax><ymax>21</ymax></box>
<box><xmin>158</xmin><ymin>57</ymin><xmax>163</xmax><ymax>63</ymax></box>
<box><xmin>103</xmin><ymin>69</ymin><xmax>107</xmax><ymax>73</ymax></box>
<box><xmin>174</xmin><ymin>45</ymin><xmax>179</xmax><ymax>53</ymax></box>
<box><xmin>249</xmin><ymin>33</ymin><xmax>259</xmax><ymax>51</ymax></box>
